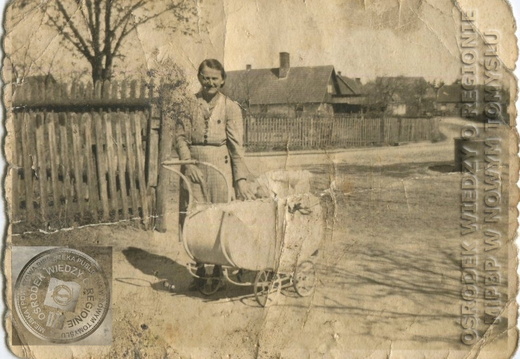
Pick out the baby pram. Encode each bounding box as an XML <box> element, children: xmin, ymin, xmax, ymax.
<box><xmin>162</xmin><ymin>160</ymin><xmax>324</xmax><ymax>307</ymax></box>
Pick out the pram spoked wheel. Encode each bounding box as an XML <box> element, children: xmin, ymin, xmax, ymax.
<box><xmin>293</xmin><ymin>260</ymin><xmax>316</xmax><ymax>297</ymax></box>
<box><xmin>195</xmin><ymin>265</ymin><xmax>224</xmax><ymax>296</ymax></box>
<box><xmin>254</xmin><ymin>270</ymin><xmax>281</xmax><ymax>307</ymax></box>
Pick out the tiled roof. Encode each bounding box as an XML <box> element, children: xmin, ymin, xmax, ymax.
<box><xmin>337</xmin><ymin>75</ymin><xmax>363</xmax><ymax>95</ymax></box>
<box><xmin>222</xmin><ymin>65</ymin><xmax>334</xmax><ymax>105</ymax></box>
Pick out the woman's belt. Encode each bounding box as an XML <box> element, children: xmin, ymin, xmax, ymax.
<box><xmin>191</xmin><ymin>141</ymin><xmax>226</xmax><ymax>146</ymax></box>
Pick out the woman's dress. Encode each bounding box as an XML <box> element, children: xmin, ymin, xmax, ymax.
<box><xmin>175</xmin><ymin>91</ymin><xmax>249</xmax><ymax>223</ymax></box>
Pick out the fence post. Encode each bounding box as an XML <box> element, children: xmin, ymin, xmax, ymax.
<box><xmin>147</xmin><ymin>94</ymin><xmax>161</xmax><ymax>229</ymax></box>
<box><xmin>379</xmin><ymin>117</ymin><xmax>385</xmax><ymax>145</ymax></box>
<box><xmin>154</xmin><ymin>89</ymin><xmax>172</xmax><ymax>233</ymax></box>
<box><xmin>244</xmin><ymin>115</ymin><xmax>249</xmax><ymax>148</ymax></box>
<box><xmin>397</xmin><ymin>117</ymin><xmax>402</xmax><ymax>143</ymax></box>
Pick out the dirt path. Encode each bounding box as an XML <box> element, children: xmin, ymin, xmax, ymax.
<box><xmin>11</xmin><ymin>117</ymin><xmax>512</xmax><ymax>358</ymax></box>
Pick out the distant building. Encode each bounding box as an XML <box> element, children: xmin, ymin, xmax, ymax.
<box><xmin>222</xmin><ymin>52</ymin><xmax>364</xmax><ymax>117</ymax></box>
<box><xmin>372</xmin><ymin>76</ymin><xmax>436</xmax><ymax>117</ymax></box>
<box><xmin>332</xmin><ymin>73</ymin><xmax>366</xmax><ymax>113</ymax></box>
<box><xmin>436</xmin><ymin>84</ymin><xmax>460</xmax><ymax>116</ymax></box>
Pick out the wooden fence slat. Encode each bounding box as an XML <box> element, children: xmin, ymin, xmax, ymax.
<box><xmin>124</xmin><ymin>112</ymin><xmax>139</xmax><ymax>217</ymax></box>
<box><xmin>104</xmin><ymin>112</ymin><xmax>119</xmax><ymax>221</ymax></box>
<box><xmin>71</xmin><ymin>113</ymin><xmax>85</xmax><ymax>219</ymax></box>
<box><xmin>21</xmin><ymin>112</ymin><xmax>35</xmax><ymax>223</ymax></box>
<box><xmin>59</xmin><ymin>113</ymin><xmax>74</xmax><ymax>222</ymax></box>
<box><xmin>133</xmin><ymin>112</ymin><xmax>150</xmax><ymax>227</ymax></box>
<box><xmin>121</xmin><ymin>81</ymin><xmax>127</xmax><ymax>100</ymax></box>
<box><xmin>114</xmin><ymin>113</ymin><xmax>129</xmax><ymax>219</ymax></box>
<box><xmin>147</xmin><ymin>111</ymin><xmax>160</xmax><ymax>187</ymax></box>
<box><xmin>11</xmin><ymin>112</ymin><xmax>22</xmax><ymax>222</ymax></box>
<box><xmin>130</xmin><ymin>80</ymin><xmax>137</xmax><ymax>99</ymax></box>
<box><xmin>83</xmin><ymin>113</ymin><xmax>99</xmax><ymax>222</ymax></box>
<box><xmin>86</xmin><ymin>82</ymin><xmax>93</xmax><ymax>99</ymax></box>
<box><xmin>94</xmin><ymin>112</ymin><xmax>110</xmax><ymax>220</ymax></box>
<box><xmin>47</xmin><ymin>112</ymin><xmax>61</xmax><ymax>225</ymax></box>
<box><xmin>35</xmin><ymin>113</ymin><xmax>48</xmax><ymax>224</ymax></box>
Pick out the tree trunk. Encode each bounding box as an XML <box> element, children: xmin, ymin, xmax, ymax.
<box><xmin>90</xmin><ymin>58</ymin><xmax>111</xmax><ymax>83</ymax></box>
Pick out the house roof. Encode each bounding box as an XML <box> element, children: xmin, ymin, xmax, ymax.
<box><xmin>337</xmin><ymin>75</ymin><xmax>363</xmax><ymax>95</ymax></box>
<box><xmin>437</xmin><ymin>84</ymin><xmax>460</xmax><ymax>103</ymax></box>
<box><xmin>221</xmin><ymin>65</ymin><xmax>334</xmax><ymax>105</ymax></box>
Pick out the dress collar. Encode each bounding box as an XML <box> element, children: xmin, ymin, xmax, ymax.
<box><xmin>196</xmin><ymin>91</ymin><xmax>222</xmax><ymax>119</ymax></box>
<box><xmin>196</xmin><ymin>90</ymin><xmax>222</xmax><ymax>107</ymax></box>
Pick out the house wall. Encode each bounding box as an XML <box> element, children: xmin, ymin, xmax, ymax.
<box><xmin>389</xmin><ymin>103</ymin><xmax>407</xmax><ymax>116</ymax></box>
<box><xmin>435</xmin><ymin>102</ymin><xmax>458</xmax><ymax>116</ymax></box>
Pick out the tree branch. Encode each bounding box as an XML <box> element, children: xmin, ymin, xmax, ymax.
<box><xmin>93</xmin><ymin>0</ymin><xmax>101</xmax><ymax>55</ymax></box>
<box><xmin>46</xmin><ymin>13</ymin><xmax>93</xmax><ymax>61</ymax></box>
<box><xmin>110</xmin><ymin>17</ymin><xmax>130</xmax><ymax>60</ymax></box>
<box><xmin>54</xmin><ymin>0</ymin><xmax>93</xmax><ymax>59</ymax></box>
<box><xmin>110</xmin><ymin>0</ymin><xmax>145</xmax><ymax>34</ymax></box>
<box><xmin>103</xmin><ymin>0</ymin><xmax>112</xmax><ymax>68</ymax></box>
<box><xmin>83</xmin><ymin>0</ymin><xmax>97</xmax><ymax>46</ymax></box>
<box><xmin>114</xmin><ymin>6</ymin><xmax>177</xmax><ymax>55</ymax></box>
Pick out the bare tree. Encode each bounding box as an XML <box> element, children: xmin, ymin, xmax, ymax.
<box><xmin>11</xmin><ymin>0</ymin><xmax>198</xmax><ymax>83</ymax></box>
<box><xmin>364</xmin><ymin>76</ymin><xmax>435</xmax><ymax>116</ymax></box>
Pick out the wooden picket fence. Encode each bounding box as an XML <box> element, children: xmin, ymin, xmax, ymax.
<box><xmin>10</xmin><ymin>80</ymin><xmax>159</xmax><ymax>233</ymax></box>
<box><xmin>244</xmin><ymin>115</ymin><xmax>440</xmax><ymax>151</ymax></box>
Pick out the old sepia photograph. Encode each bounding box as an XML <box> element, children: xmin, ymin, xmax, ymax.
<box><xmin>1</xmin><ymin>0</ymin><xmax>518</xmax><ymax>358</ymax></box>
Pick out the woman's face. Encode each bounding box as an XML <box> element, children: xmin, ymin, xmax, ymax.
<box><xmin>198</xmin><ymin>66</ymin><xmax>224</xmax><ymax>95</ymax></box>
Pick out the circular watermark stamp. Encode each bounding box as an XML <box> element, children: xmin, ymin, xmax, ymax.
<box><xmin>14</xmin><ymin>248</ymin><xmax>110</xmax><ymax>344</ymax></box>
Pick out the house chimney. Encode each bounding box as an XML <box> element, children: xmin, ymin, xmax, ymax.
<box><xmin>246</xmin><ymin>64</ymin><xmax>252</xmax><ymax>70</ymax></box>
<box><xmin>337</xmin><ymin>71</ymin><xmax>342</xmax><ymax>76</ymax></box>
<box><xmin>279</xmin><ymin>52</ymin><xmax>290</xmax><ymax>79</ymax></box>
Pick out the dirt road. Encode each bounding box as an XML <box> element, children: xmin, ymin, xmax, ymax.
<box><xmin>11</xmin><ymin>117</ymin><xmax>513</xmax><ymax>358</ymax></box>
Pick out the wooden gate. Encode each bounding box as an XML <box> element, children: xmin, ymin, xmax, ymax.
<box><xmin>10</xmin><ymin>81</ymin><xmax>160</xmax><ymax>233</ymax></box>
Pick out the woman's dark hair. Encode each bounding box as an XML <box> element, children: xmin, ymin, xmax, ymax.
<box><xmin>198</xmin><ymin>59</ymin><xmax>227</xmax><ymax>84</ymax></box>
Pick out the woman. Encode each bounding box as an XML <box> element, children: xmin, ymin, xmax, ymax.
<box><xmin>176</xmin><ymin>59</ymin><xmax>256</xmax><ymax>207</ymax></box>
<box><xmin>175</xmin><ymin>59</ymin><xmax>256</xmax><ymax>290</ymax></box>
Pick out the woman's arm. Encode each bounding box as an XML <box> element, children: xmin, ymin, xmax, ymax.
<box><xmin>174</xmin><ymin>114</ymin><xmax>192</xmax><ymax>161</ymax></box>
<box><xmin>175</xmin><ymin>111</ymin><xmax>204</xmax><ymax>183</ymax></box>
<box><xmin>225</xmin><ymin>99</ymin><xmax>256</xmax><ymax>200</ymax></box>
<box><xmin>225</xmin><ymin>99</ymin><xmax>249</xmax><ymax>181</ymax></box>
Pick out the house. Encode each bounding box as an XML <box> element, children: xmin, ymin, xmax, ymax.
<box><xmin>221</xmin><ymin>52</ymin><xmax>364</xmax><ymax>117</ymax></box>
<box><xmin>435</xmin><ymin>84</ymin><xmax>460</xmax><ymax>116</ymax></box>
<box><xmin>332</xmin><ymin>73</ymin><xmax>366</xmax><ymax>113</ymax></box>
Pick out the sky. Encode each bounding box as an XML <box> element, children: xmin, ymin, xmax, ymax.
<box><xmin>219</xmin><ymin>0</ymin><xmax>517</xmax><ymax>83</ymax></box>
<box><xmin>3</xmin><ymin>0</ymin><xmax>518</xmax><ymax>85</ymax></box>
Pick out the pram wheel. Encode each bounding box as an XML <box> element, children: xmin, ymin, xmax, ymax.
<box><xmin>198</xmin><ymin>276</ymin><xmax>223</xmax><ymax>296</ymax></box>
<box><xmin>293</xmin><ymin>261</ymin><xmax>316</xmax><ymax>297</ymax></box>
<box><xmin>254</xmin><ymin>270</ymin><xmax>281</xmax><ymax>307</ymax></box>
<box><xmin>197</xmin><ymin>265</ymin><xmax>224</xmax><ymax>296</ymax></box>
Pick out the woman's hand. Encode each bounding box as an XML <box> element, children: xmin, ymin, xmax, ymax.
<box><xmin>185</xmin><ymin>165</ymin><xmax>204</xmax><ymax>184</ymax></box>
<box><xmin>236</xmin><ymin>179</ymin><xmax>256</xmax><ymax>201</ymax></box>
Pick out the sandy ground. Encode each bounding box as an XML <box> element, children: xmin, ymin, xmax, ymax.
<box><xmin>9</xmin><ymin>117</ymin><xmax>515</xmax><ymax>358</ymax></box>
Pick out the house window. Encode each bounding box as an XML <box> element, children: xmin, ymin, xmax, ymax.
<box><xmin>327</xmin><ymin>84</ymin><xmax>334</xmax><ymax>94</ymax></box>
